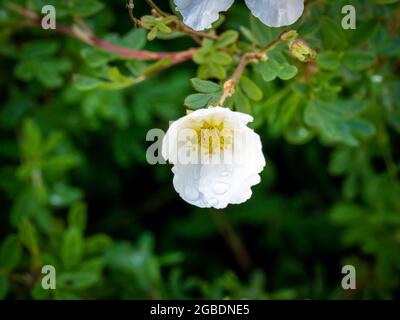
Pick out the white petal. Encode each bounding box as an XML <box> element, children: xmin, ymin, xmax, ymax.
<box><xmin>245</xmin><ymin>0</ymin><xmax>304</xmax><ymax>27</ymax></box>
<box><xmin>173</xmin><ymin>0</ymin><xmax>234</xmax><ymax>31</ymax></box>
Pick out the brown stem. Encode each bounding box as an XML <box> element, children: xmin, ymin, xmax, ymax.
<box><xmin>219</xmin><ymin>32</ymin><xmax>286</xmax><ymax>106</ymax></box>
<box><xmin>262</xmin><ymin>31</ymin><xmax>286</xmax><ymax>52</ymax></box>
<box><xmin>211</xmin><ymin>211</ymin><xmax>252</xmax><ymax>272</ymax></box>
<box><xmin>9</xmin><ymin>4</ymin><xmax>196</xmax><ymax>65</ymax></box>
<box><xmin>127</xmin><ymin>0</ymin><xmax>141</xmax><ymax>28</ymax></box>
<box><xmin>219</xmin><ymin>52</ymin><xmax>264</xmax><ymax>105</ymax></box>
<box><xmin>145</xmin><ymin>0</ymin><xmax>169</xmax><ymax>17</ymax></box>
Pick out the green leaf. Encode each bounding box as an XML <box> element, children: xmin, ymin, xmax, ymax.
<box><xmin>320</xmin><ymin>17</ymin><xmax>347</xmax><ymax>49</ymax></box>
<box><xmin>215</xmin><ymin>30</ymin><xmax>239</xmax><ymax>48</ymax></box>
<box><xmin>73</xmin><ymin>67</ymin><xmax>139</xmax><ymax>91</ymax></box>
<box><xmin>73</xmin><ymin>75</ymin><xmax>105</xmax><ymax>91</ymax></box>
<box><xmin>68</xmin><ymin>202</ymin><xmax>87</xmax><ymax>234</ymax></box>
<box><xmin>0</xmin><ymin>235</ymin><xmax>22</xmax><ymax>271</ymax></box>
<box><xmin>350</xmin><ymin>19</ymin><xmax>379</xmax><ymax>47</ymax></box>
<box><xmin>18</xmin><ymin>218</ymin><xmax>40</xmax><ymax>258</ymax></box>
<box><xmin>49</xmin><ymin>183</ymin><xmax>83</xmax><ymax>207</ymax></box>
<box><xmin>278</xmin><ymin>64</ymin><xmax>298</xmax><ymax>80</ymax></box>
<box><xmin>256</xmin><ymin>61</ymin><xmax>277</xmax><ymax>82</ymax></box>
<box><xmin>209</xmin><ymin>51</ymin><xmax>233</xmax><ymax>65</ymax></box>
<box><xmin>61</xmin><ymin>228</ymin><xmax>84</xmax><ymax>270</ymax></box>
<box><xmin>256</xmin><ymin>60</ymin><xmax>297</xmax><ymax>81</ymax></box>
<box><xmin>343</xmin><ymin>50</ymin><xmax>376</xmax><ymax>71</ymax></box>
<box><xmin>105</xmin><ymin>29</ymin><xmax>147</xmax><ymax>50</ymax></box>
<box><xmin>57</xmin><ymin>272</ymin><xmax>99</xmax><ymax>290</ymax></box>
<box><xmin>85</xmin><ymin>234</ymin><xmax>113</xmax><ymax>255</ymax></box>
<box><xmin>240</xmin><ymin>76</ymin><xmax>263</xmax><ymax>101</ymax></box>
<box><xmin>234</xmin><ymin>87</ymin><xmax>252</xmax><ymax>114</ymax></box>
<box><xmin>198</xmin><ymin>63</ymin><xmax>226</xmax><ymax>80</ymax></box>
<box><xmin>304</xmin><ymin>100</ymin><xmax>376</xmax><ymax>146</ymax></box>
<box><xmin>184</xmin><ymin>93</ymin><xmax>213</xmax><ymax>109</ymax></box>
<box><xmin>15</xmin><ymin>41</ymin><xmax>71</xmax><ymax>88</ymax></box>
<box><xmin>316</xmin><ymin>51</ymin><xmax>341</xmax><ymax>71</ymax></box>
<box><xmin>81</xmin><ymin>48</ymin><xmax>116</xmax><ymax>68</ymax></box>
<box><xmin>250</xmin><ymin>15</ymin><xmax>281</xmax><ymax>46</ymax></box>
<box><xmin>190</xmin><ymin>78</ymin><xmax>221</xmax><ymax>93</ymax></box>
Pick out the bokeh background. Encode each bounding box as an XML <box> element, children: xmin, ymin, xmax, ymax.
<box><xmin>0</xmin><ymin>0</ymin><xmax>399</xmax><ymax>299</ymax></box>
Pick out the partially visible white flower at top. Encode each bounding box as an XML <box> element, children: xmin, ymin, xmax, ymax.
<box><xmin>162</xmin><ymin>106</ymin><xmax>266</xmax><ymax>209</ymax></box>
<box><xmin>173</xmin><ymin>0</ymin><xmax>304</xmax><ymax>31</ymax></box>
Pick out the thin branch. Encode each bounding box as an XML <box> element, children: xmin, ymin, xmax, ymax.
<box><xmin>145</xmin><ymin>0</ymin><xmax>169</xmax><ymax>17</ymax></box>
<box><xmin>9</xmin><ymin>4</ymin><xmax>197</xmax><ymax>65</ymax></box>
<box><xmin>211</xmin><ymin>211</ymin><xmax>252</xmax><ymax>272</ymax></box>
<box><xmin>126</xmin><ymin>0</ymin><xmax>141</xmax><ymax>28</ymax></box>
<box><xmin>219</xmin><ymin>32</ymin><xmax>287</xmax><ymax>105</ymax></box>
<box><xmin>262</xmin><ymin>31</ymin><xmax>287</xmax><ymax>52</ymax></box>
<box><xmin>219</xmin><ymin>52</ymin><xmax>264</xmax><ymax>105</ymax></box>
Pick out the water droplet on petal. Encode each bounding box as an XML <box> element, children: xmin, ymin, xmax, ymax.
<box><xmin>213</xmin><ymin>182</ymin><xmax>230</xmax><ymax>195</ymax></box>
<box><xmin>220</xmin><ymin>171</ymin><xmax>231</xmax><ymax>177</ymax></box>
<box><xmin>183</xmin><ymin>186</ymin><xmax>199</xmax><ymax>201</ymax></box>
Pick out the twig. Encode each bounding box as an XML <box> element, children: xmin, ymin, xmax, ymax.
<box><xmin>219</xmin><ymin>32</ymin><xmax>287</xmax><ymax>105</ymax></box>
<box><xmin>126</xmin><ymin>0</ymin><xmax>141</xmax><ymax>28</ymax></box>
<box><xmin>9</xmin><ymin>4</ymin><xmax>197</xmax><ymax>65</ymax></box>
<box><xmin>219</xmin><ymin>52</ymin><xmax>265</xmax><ymax>105</ymax></box>
<box><xmin>145</xmin><ymin>0</ymin><xmax>169</xmax><ymax>17</ymax></box>
<box><xmin>262</xmin><ymin>31</ymin><xmax>286</xmax><ymax>52</ymax></box>
<box><xmin>211</xmin><ymin>211</ymin><xmax>252</xmax><ymax>272</ymax></box>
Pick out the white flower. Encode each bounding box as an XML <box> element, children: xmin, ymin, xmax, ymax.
<box><xmin>162</xmin><ymin>106</ymin><xmax>266</xmax><ymax>209</ymax></box>
<box><xmin>173</xmin><ymin>0</ymin><xmax>304</xmax><ymax>31</ymax></box>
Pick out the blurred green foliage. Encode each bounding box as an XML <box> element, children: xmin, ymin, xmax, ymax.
<box><xmin>0</xmin><ymin>0</ymin><xmax>399</xmax><ymax>299</ymax></box>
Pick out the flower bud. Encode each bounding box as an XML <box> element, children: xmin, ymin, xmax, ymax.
<box><xmin>289</xmin><ymin>39</ymin><xmax>316</xmax><ymax>62</ymax></box>
<box><xmin>281</xmin><ymin>30</ymin><xmax>298</xmax><ymax>42</ymax></box>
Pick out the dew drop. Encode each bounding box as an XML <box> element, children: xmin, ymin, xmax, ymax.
<box><xmin>183</xmin><ymin>186</ymin><xmax>199</xmax><ymax>201</ymax></box>
<box><xmin>220</xmin><ymin>171</ymin><xmax>231</xmax><ymax>177</ymax></box>
<box><xmin>213</xmin><ymin>182</ymin><xmax>230</xmax><ymax>195</ymax></box>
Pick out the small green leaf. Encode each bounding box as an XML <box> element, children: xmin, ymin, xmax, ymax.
<box><xmin>304</xmin><ymin>99</ymin><xmax>376</xmax><ymax>146</ymax></box>
<box><xmin>256</xmin><ymin>60</ymin><xmax>297</xmax><ymax>81</ymax></box>
<box><xmin>320</xmin><ymin>17</ymin><xmax>347</xmax><ymax>49</ymax></box>
<box><xmin>198</xmin><ymin>63</ymin><xmax>226</xmax><ymax>80</ymax></box>
<box><xmin>184</xmin><ymin>93</ymin><xmax>213</xmax><ymax>109</ymax></box>
<box><xmin>0</xmin><ymin>235</ymin><xmax>22</xmax><ymax>271</ymax></box>
<box><xmin>61</xmin><ymin>227</ymin><xmax>84</xmax><ymax>270</ymax></box>
<box><xmin>316</xmin><ymin>51</ymin><xmax>341</xmax><ymax>71</ymax></box>
<box><xmin>209</xmin><ymin>51</ymin><xmax>233</xmax><ymax>65</ymax></box>
<box><xmin>85</xmin><ymin>234</ymin><xmax>113</xmax><ymax>255</ymax></box>
<box><xmin>240</xmin><ymin>76</ymin><xmax>263</xmax><ymax>101</ymax></box>
<box><xmin>343</xmin><ymin>50</ymin><xmax>376</xmax><ymax>71</ymax></box>
<box><xmin>57</xmin><ymin>272</ymin><xmax>98</xmax><ymax>290</ymax></box>
<box><xmin>234</xmin><ymin>87</ymin><xmax>252</xmax><ymax>114</ymax></box>
<box><xmin>19</xmin><ymin>218</ymin><xmax>40</xmax><ymax>258</ymax></box>
<box><xmin>256</xmin><ymin>61</ymin><xmax>277</xmax><ymax>82</ymax></box>
<box><xmin>215</xmin><ymin>30</ymin><xmax>239</xmax><ymax>48</ymax></box>
<box><xmin>190</xmin><ymin>78</ymin><xmax>221</xmax><ymax>93</ymax></box>
<box><xmin>68</xmin><ymin>202</ymin><xmax>87</xmax><ymax>234</ymax></box>
<box><xmin>278</xmin><ymin>64</ymin><xmax>298</xmax><ymax>80</ymax></box>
